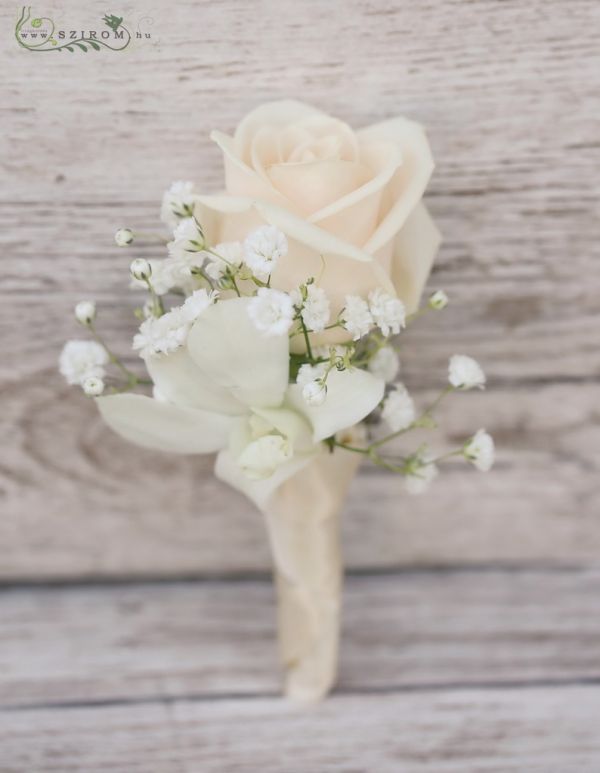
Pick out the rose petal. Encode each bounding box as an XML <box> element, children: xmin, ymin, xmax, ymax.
<box><xmin>233</xmin><ymin>100</ymin><xmax>327</xmax><ymax>163</ymax></box>
<box><xmin>96</xmin><ymin>393</ymin><xmax>233</xmax><ymax>454</ymax></box>
<box><xmin>267</xmin><ymin>159</ymin><xmax>368</xmax><ymax>217</ymax></box>
<box><xmin>308</xmin><ymin>140</ymin><xmax>402</xmax><ymax>246</ymax></box>
<box><xmin>358</xmin><ymin>117</ymin><xmax>434</xmax><ymax>255</ymax></box>
<box><xmin>211</xmin><ymin>129</ymin><xmax>289</xmax><ymax>204</ymax></box>
<box><xmin>392</xmin><ymin>202</ymin><xmax>442</xmax><ymax>313</ymax></box>
<box><xmin>196</xmin><ymin>195</ymin><xmax>374</xmax><ymax>263</ymax></box>
<box><xmin>287</xmin><ymin>367</ymin><xmax>385</xmax><ymax>442</ymax></box>
<box><xmin>186</xmin><ymin>296</ymin><xmax>290</xmax><ymax>408</ymax></box>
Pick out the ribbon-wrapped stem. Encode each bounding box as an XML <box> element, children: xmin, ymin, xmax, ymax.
<box><xmin>264</xmin><ymin>448</ymin><xmax>360</xmax><ymax>702</ymax></box>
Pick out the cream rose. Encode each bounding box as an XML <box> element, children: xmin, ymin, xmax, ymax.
<box><xmin>196</xmin><ymin>100</ymin><xmax>440</xmax><ymax>343</ymax></box>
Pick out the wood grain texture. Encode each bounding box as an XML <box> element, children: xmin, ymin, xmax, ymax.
<box><xmin>1</xmin><ymin>0</ymin><xmax>600</xmax><ymax>577</ymax></box>
<box><xmin>2</xmin><ymin>686</ymin><xmax>600</xmax><ymax>772</ymax></box>
<box><xmin>1</xmin><ymin>569</ymin><xmax>599</xmax><ymax>708</ymax></box>
<box><xmin>1</xmin><ymin>379</ymin><xmax>599</xmax><ymax>579</ymax></box>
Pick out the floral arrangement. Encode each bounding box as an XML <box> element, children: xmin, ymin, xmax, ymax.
<box><xmin>59</xmin><ymin>101</ymin><xmax>494</xmax><ymax>702</ymax></box>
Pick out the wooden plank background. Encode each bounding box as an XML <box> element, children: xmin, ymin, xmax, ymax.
<box><xmin>2</xmin><ymin>2</ymin><xmax>600</xmax><ymax>769</ymax></box>
<box><xmin>1</xmin><ymin>0</ymin><xmax>599</xmax><ymax>580</ymax></box>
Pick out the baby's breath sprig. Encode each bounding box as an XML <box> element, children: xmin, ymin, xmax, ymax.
<box><xmin>328</xmin><ymin>348</ymin><xmax>492</xmax><ymax>494</ymax></box>
<box><xmin>68</xmin><ymin>300</ymin><xmax>151</xmax><ymax>395</ymax></box>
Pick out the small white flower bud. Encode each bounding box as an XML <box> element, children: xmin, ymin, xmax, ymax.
<box><xmin>130</xmin><ymin>258</ymin><xmax>152</xmax><ymax>281</ymax></box>
<box><xmin>463</xmin><ymin>429</ymin><xmax>495</xmax><ymax>471</ymax></box>
<box><xmin>448</xmin><ymin>354</ymin><xmax>486</xmax><ymax>390</ymax></box>
<box><xmin>74</xmin><ymin>300</ymin><xmax>96</xmax><ymax>326</ymax></box>
<box><xmin>429</xmin><ymin>290</ymin><xmax>448</xmax><ymax>310</ymax></box>
<box><xmin>302</xmin><ymin>379</ymin><xmax>327</xmax><ymax>407</ymax></box>
<box><xmin>82</xmin><ymin>375</ymin><xmax>104</xmax><ymax>396</ymax></box>
<box><xmin>115</xmin><ymin>228</ymin><xmax>134</xmax><ymax>247</ymax></box>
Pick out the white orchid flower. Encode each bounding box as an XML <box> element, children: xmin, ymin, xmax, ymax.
<box><xmin>96</xmin><ymin>297</ymin><xmax>385</xmax><ymax>510</ymax></box>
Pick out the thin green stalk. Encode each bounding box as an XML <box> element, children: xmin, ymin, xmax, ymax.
<box><xmin>88</xmin><ymin>325</ymin><xmax>138</xmax><ymax>385</ymax></box>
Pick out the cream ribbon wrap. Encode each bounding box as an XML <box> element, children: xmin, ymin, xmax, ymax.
<box><xmin>263</xmin><ymin>448</ymin><xmax>361</xmax><ymax>702</ymax></box>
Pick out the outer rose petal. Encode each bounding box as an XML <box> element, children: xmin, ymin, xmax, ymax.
<box><xmin>286</xmin><ymin>368</ymin><xmax>385</xmax><ymax>442</ymax></box>
<box><xmin>96</xmin><ymin>394</ymin><xmax>233</xmax><ymax>454</ymax></box>
<box><xmin>358</xmin><ymin>117</ymin><xmax>435</xmax><ymax>255</ymax></box>
<box><xmin>391</xmin><ymin>203</ymin><xmax>441</xmax><ymax>313</ymax></box>
<box><xmin>194</xmin><ymin>196</ymin><xmax>396</xmax><ymax>349</ymax></box>
<box><xmin>186</xmin><ymin>296</ymin><xmax>290</xmax><ymax>409</ymax></box>
<box><xmin>196</xmin><ymin>195</ymin><xmax>374</xmax><ymax>263</ymax></box>
<box><xmin>144</xmin><ymin>346</ymin><xmax>246</xmax><ymax>415</ymax></box>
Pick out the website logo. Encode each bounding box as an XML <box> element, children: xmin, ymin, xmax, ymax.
<box><xmin>15</xmin><ymin>6</ymin><xmax>153</xmax><ymax>52</ymax></box>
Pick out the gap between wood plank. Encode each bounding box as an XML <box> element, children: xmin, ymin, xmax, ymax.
<box><xmin>0</xmin><ymin>562</ymin><xmax>593</xmax><ymax>591</ymax></box>
<box><xmin>3</xmin><ymin>676</ymin><xmax>600</xmax><ymax>715</ymax></box>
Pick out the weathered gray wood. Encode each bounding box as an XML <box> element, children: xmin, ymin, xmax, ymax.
<box><xmin>1</xmin><ymin>378</ymin><xmax>599</xmax><ymax>579</ymax></box>
<box><xmin>2</xmin><ymin>685</ymin><xmax>600</xmax><ymax>772</ymax></box>
<box><xmin>1</xmin><ymin>569</ymin><xmax>598</xmax><ymax>708</ymax></box>
<box><xmin>1</xmin><ymin>0</ymin><xmax>599</xmax><ymax>578</ymax></box>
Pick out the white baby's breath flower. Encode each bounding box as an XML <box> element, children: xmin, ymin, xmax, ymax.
<box><xmin>463</xmin><ymin>429</ymin><xmax>495</xmax><ymax>471</ymax></box>
<box><xmin>133</xmin><ymin>309</ymin><xmax>189</xmax><ymax>358</ymax></box>
<box><xmin>160</xmin><ymin>181</ymin><xmax>199</xmax><ymax>229</ymax></box>
<box><xmin>243</xmin><ymin>225</ymin><xmax>287</xmax><ymax>280</ymax></box>
<box><xmin>181</xmin><ymin>288</ymin><xmax>218</xmax><ymax>322</ymax></box>
<box><xmin>247</xmin><ymin>288</ymin><xmax>294</xmax><ymax>336</ymax></box>
<box><xmin>381</xmin><ymin>384</ymin><xmax>416</xmax><ymax>432</ymax></box>
<box><xmin>59</xmin><ymin>340</ymin><xmax>108</xmax><ymax>386</ymax></box>
<box><xmin>82</xmin><ymin>375</ymin><xmax>105</xmax><ymax>396</ymax></box>
<box><xmin>114</xmin><ymin>228</ymin><xmax>134</xmax><ymax>247</ymax></box>
<box><xmin>238</xmin><ymin>434</ymin><xmax>292</xmax><ymax>479</ymax></box>
<box><xmin>368</xmin><ymin>288</ymin><xmax>406</xmax><ymax>336</ymax></box>
<box><xmin>74</xmin><ymin>300</ymin><xmax>96</xmax><ymax>326</ymax></box>
<box><xmin>302</xmin><ymin>379</ymin><xmax>327</xmax><ymax>407</ymax></box>
<box><xmin>133</xmin><ymin>291</ymin><xmax>215</xmax><ymax>358</ymax></box>
<box><xmin>130</xmin><ymin>258</ymin><xmax>152</xmax><ymax>282</ymax></box>
<box><xmin>341</xmin><ymin>295</ymin><xmax>373</xmax><ymax>340</ymax></box>
<box><xmin>368</xmin><ymin>346</ymin><xmax>400</xmax><ymax>382</ymax></box>
<box><xmin>429</xmin><ymin>290</ymin><xmax>449</xmax><ymax>310</ymax></box>
<box><xmin>167</xmin><ymin>217</ymin><xmax>205</xmax><ymax>260</ymax></box>
<box><xmin>300</xmin><ymin>285</ymin><xmax>330</xmax><ymax>332</ymax></box>
<box><xmin>448</xmin><ymin>354</ymin><xmax>486</xmax><ymax>390</ymax></box>
<box><xmin>405</xmin><ymin>456</ymin><xmax>439</xmax><ymax>495</ymax></box>
<box><xmin>130</xmin><ymin>256</ymin><xmax>200</xmax><ymax>296</ymax></box>
<box><xmin>296</xmin><ymin>362</ymin><xmax>327</xmax><ymax>388</ymax></box>
<box><xmin>204</xmin><ymin>241</ymin><xmax>244</xmax><ymax>281</ymax></box>
<box><xmin>312</xmin><ymin>344</ymin><xmax>346</xmax><ymax>361</ymax></box>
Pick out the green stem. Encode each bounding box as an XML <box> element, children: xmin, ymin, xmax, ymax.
<box><xmin>331</xmin><ymin>440</ymin><xmax>370</xmax><ymax>455</ymax></box>
<box><xmin>132</xmin><ymin>231</ymin><xmax>169</xmax><ymax>244</ymax></box>
<box><xmin>369</xmin><ymin>385</ymin><xmax>455</xmax><ymax>451</ymax></box>
<box><xmin>144</xmin><ymin>278</ymin><xmax>164</xmax><ymax>317</ymax></box>
<box><xmin>88</xmin><ymin>325</ymin><xmax>138</xmax><ymax>385</ymax></box>
<box><xmin>429</xmin><ymin>448</ymin><xmax>463</xmax><ymax>465</ymax></box>
<box><xmin>299</xmin><ymin>317</ymin><xmax>314</xmax><ymax>362</ymax></box>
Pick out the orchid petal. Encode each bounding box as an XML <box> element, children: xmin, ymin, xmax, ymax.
<box><xmin>214</xmin><ymin>449</ymin><xmax>314</xmax><ymax>511</ymax></box>
<box><xmin>144</xmin><ymin>347</ymin><xmax>245</xmax><ymax>415</ymax></box>
<box><xmin>287</xmin><ymin>368</ymin><xmax>385</xmax><ymax>442</ymax></box>
<box><xmin>96</xmin><ymin>393</ymin><xmax>232</xmax><ymax>454</ymax></box>
<box><xmin>186</xmin><ymin>297</ymin><xmax>290</xmax><ymax>409</ymax></box>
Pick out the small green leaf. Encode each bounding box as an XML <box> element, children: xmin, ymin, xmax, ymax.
<box><xmin>75</xmin><ymin>42</ymin><xmax>87</xmax><ymax>51</ymax></box>
<box><xmin>65</xmin><ymin>45</ymin><xmax>73</xmax><ymax>52</ymax></box>
<box><xmin>89</xmin><ymin>40</ymin><xmax>100</xmax><ymax>51</ymax></box>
